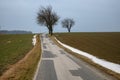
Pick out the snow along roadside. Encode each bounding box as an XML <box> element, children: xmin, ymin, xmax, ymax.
<box><xmin>55</xmin><ymin>37</ymin><xmax>120</xmax><ymax>74</ymax></box>
<box><xmin>32</xmin><ymin>35</ymin><xmax>36</xmax><ymax>46</ymax></box>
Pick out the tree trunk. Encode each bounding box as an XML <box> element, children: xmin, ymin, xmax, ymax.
<box><xmin>49</xmin><ymin>26</ymin><xmax>53</xmax><ymax>36</ymax></box>
<box><xmin>68</xmin><ymin>28</ymin><xmax>71</xmax><ymax>32</ymax></box>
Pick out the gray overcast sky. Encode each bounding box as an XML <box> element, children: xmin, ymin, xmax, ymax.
<box><xmin>0</xmin><ymin>0</ymin><xmax>120</xmax><ymax>33</ymax></box>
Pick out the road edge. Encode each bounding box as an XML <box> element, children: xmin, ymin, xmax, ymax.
<box><xmin>50</xmin><ymin>36</ymin><xmax>120</xmax><ymax>80</ymax></box>
<box><xmin>33</xmin><ymin>34</ymin><xmax>43</xmax><ymax>80</ymax></box>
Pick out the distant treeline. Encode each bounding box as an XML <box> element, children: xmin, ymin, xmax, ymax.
<box><xmin>0</xmin><ymin>30</ymin><xmax>32</xmax><ymax>34</ymax></box>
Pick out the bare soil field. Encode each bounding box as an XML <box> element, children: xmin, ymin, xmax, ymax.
<box><xmin>55</xmin><ymin>32</ymin><xmax>120</xmax><ymax>64</ymax></box>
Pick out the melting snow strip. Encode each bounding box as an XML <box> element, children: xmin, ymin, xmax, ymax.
<box><xmin>32</xmin><ymin>35</ymin><xmax>36</xmax><ymax>46</ymax></box>
<box><xmin>55</xmin><ymin>37</ymin><xmax>120</xmax><ymax>74</ymax></box>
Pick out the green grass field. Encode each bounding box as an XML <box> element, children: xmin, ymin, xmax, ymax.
<box><xmin>0</xmin><ymin>34</ymin><xmax>33</xmax><ymax>75</ymax></box>
<box><xmin>55</xmin><ymin>32</ymin><xmax>120</xmax><ymax>64</ymax></box>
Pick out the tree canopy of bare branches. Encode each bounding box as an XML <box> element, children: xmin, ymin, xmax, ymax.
<box><xmin>61</xmin><ymin>18</ymin><xmax>75</xmax><ymax>32</ymax></box>
<box><xmin>37</xmin><ymin>6</ymin><xmax>59</xmax><ymax>35</ymax></box>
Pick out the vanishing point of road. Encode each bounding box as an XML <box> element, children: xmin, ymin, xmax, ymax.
<box><xmin>34</xmin><ymin>34</ymin><xmax>117</xmax><ymax>80</ymax></box>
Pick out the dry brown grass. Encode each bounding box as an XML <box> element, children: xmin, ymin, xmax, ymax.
<box><xmin>0</xmin><ymin>35</ymin><xmax>41</xmax><ymax>80</ymax></box>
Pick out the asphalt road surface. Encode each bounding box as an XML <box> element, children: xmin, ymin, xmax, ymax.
<box><xmin>34</xmin><ymin>34</ymin><xmax>117</xmax><ymax>80</ymax></box>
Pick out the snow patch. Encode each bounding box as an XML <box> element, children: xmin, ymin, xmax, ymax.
<box><xmin>32</xmin><ymin>35</ymin><xmax>36</xmax><ymax>46</ymax></box>
<box><xmin>55</xmin><ymin>37</ymin><xmax>120</xmax><ymax>74</ymax></box>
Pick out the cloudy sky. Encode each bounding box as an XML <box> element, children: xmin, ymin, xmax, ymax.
<box><xmin>0</xmin><ymin>0</ymin><xmax>120</xmax><ymax>33</ymax></box>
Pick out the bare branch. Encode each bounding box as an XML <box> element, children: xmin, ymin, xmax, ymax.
<box><xmin>61</xmin><ymin>18</ymin><xmax>75</xmax><ymax>32</ymax></box>
<box><xmin>37</xmin><ymin>6</ymin><xmax>59</xmax><ymax>35</ymax></box>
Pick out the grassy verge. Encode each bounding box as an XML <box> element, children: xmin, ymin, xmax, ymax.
<box><xmin>52</xmin><ymin>32</ymin><xmax>120</xmax><ymax>79</ymax></box>
<box><xmin>0</xmin><ymin>34</ymin><xmax>41</xmax><ymax>80</ymax></box>
<box><xmin>0</xmin><ymin>34</ymin><xmax>33</xmax><ymax>76</ymax></box>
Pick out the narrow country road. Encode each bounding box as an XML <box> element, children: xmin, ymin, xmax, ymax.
<box><xmin>34</xmin><ymin>34</ymin><xmax>117</xmax><ymax>80</ymax></box>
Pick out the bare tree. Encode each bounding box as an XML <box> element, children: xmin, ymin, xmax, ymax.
<box><xmin>61</xmin><ymin>18</ymin><xmax>75</xmax><ymax>32</ymax></box>
<box><xmin>37</xmin><ymin>6</ymin><xmax>59</xmax><ymax>36</ymax></box>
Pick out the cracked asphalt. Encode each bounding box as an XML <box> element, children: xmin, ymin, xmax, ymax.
<box><xmin>34</xmin><ymin>34</ymin><xmax>117</xmax><ymax>80</ymax></box>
